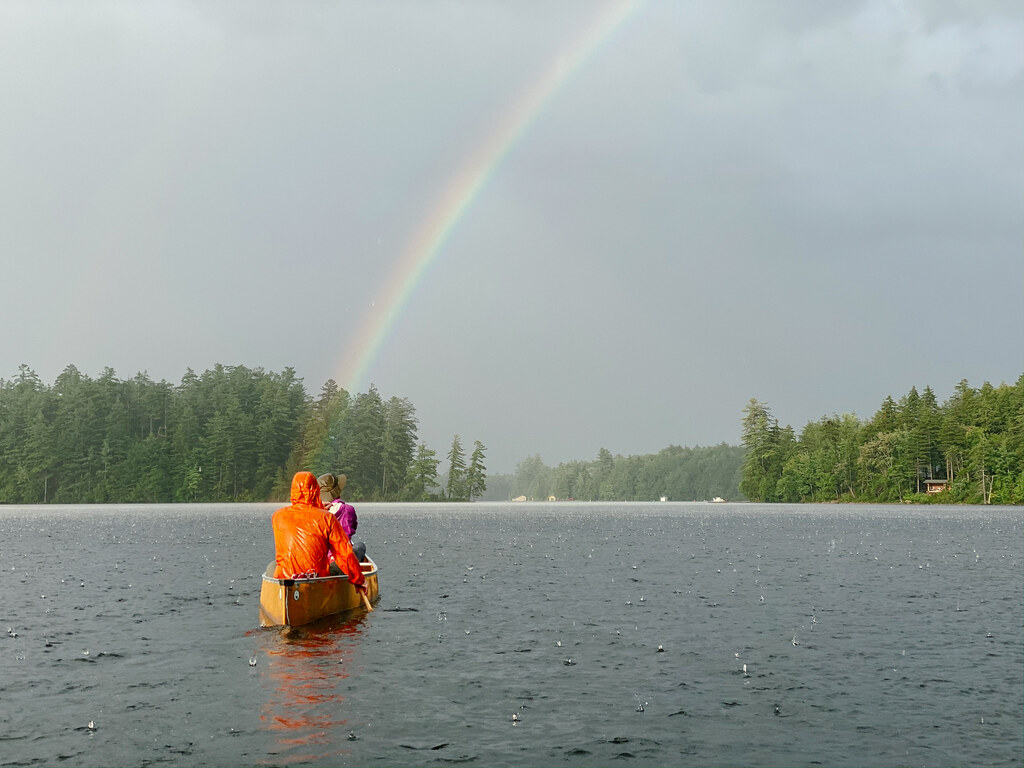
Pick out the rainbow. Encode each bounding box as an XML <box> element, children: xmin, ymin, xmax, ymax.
<box><xmin>338</xmin><ymin>0</ymin><xmax>642</xmax><ymax>394</ymax></box>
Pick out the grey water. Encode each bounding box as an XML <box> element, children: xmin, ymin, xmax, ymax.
<box><xmin>0</xmin><ymin>503</ymin><xmax>1021</xmax><ymax>768</ymax></box>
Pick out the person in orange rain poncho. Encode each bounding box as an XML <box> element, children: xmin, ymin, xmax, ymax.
<box><xmin>271</xmin><ymin>471</ymin><xmax>367</xmax><ymax>595</ymax></box>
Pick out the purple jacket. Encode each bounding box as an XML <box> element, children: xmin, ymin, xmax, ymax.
<box><xmin>327</xmin><ymin>500</ymin><xmax>357</xmax><ymax>539</ymax></box>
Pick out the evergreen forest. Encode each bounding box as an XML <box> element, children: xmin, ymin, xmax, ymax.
<box><xmin>0</xmin><ymin>364</ymin><xmax>459</xmax><ymax>504</ymax></box>
<box><xmin>3</xmin><ymin>365</ymin><xmax>1019</xmax><ymax>507</ymax></box>
<box><xmin>740</xmin><ymin>376</ymin><xmax>1023</xmax><ymax>505</ymax></box>
<box><xmin>480</xmin><ymin>444</ymin><xmax>745</xmax><ymax>502</ymax></box>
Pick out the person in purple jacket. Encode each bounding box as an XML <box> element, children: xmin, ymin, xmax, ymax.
<box><xmin>318</xmin><ymin>473</ymin><xmax>367</xmax><ymax>564</ymax></box>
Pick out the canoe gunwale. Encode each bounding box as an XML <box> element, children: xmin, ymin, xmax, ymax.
<box><xmin>259</xmin><ymin>556</ymin><xmax>379</xmax><ymax>627</ymax></box>
<box><xmin>262</xmin><ymin>557</ymin><xmax>377</xmax><ymax>586</ymax></box>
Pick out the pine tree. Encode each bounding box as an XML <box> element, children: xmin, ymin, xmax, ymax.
<box><xmin>466</xmin><ymin>440</ymin><xmax>487</xmax><ymax>501</ymax></box>
<box><xmin>381</xmin><ymin>397</ymin><xmax>418</xmax><ymax>498</ymax></box>
<box><xmin>740</xmin><ymin>399</ymin><xmax>794</xmax><ymax>501</ymax></box>
<box><xmin>405</xmin><ymin>443</ymin><xmax>440</xmax><ymax>500</ymax></box>
<box><xmin>344</xmin><ymin>385</ymin><xmax>385</xmax><ymax>498</ymax></box>
<box><xmin>446</xmin><ymin>434</ymin><xmax>467</xmax><ymax>500</ymax></box>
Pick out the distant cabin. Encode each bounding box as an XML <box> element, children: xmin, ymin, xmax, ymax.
<box><xmin>511</xmin><ymin>495</ymin><xmax>527</xmax><ymax>502</ymax></box>
<box><xmin>925</xmin><ymin>479</ymin><xmax>949</xmax><ymax>494</ymax></box>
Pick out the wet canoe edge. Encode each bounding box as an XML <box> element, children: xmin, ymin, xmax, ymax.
<box><xmin>259</xmin><ymin>556</ymin><xmax>379</xmax><ymax>627</ymax></box>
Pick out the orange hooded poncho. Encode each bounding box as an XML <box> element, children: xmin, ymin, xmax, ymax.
<box><xmin>271</xmin><ymin>471</ymin><xmax>365</xmax><ymax>587</ymax></box>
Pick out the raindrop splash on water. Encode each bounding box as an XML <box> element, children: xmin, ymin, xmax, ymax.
<box><xmin>633</xmin><ymin>692</ymin><xmax>647</xmax><ymax>712</ymax></box>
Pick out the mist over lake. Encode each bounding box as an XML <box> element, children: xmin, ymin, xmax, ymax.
<box><xmin>2</xmin><ymin>502</ymin><xmax>1021</xmax><ymax>767</ymax></box>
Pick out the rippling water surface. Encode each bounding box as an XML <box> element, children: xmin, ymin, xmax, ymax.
<box><xmin>1</xmin><ymin>502</ymin><xmax>1021</xmax><ymax>767</ymax></box>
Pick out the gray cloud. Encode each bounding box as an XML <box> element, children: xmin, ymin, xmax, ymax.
<box><xmin>1</xmin><ymin>1</ymin><xmax>1020</xmax><ymax>472</ymax></box>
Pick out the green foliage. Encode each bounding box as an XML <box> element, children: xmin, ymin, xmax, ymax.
<box><xmin>343</xmin><ymin>386</ymin><xmax>386</xmax><ymax>498</ymax></box>
<box><xmin>380</xmin><ymin>397</ymin><xmax>418</xmax><ymax>499</ymax></box>
<box><xmin>0</xmin><ymin>366</ymin><xmax>432</xmax><ymax>504</ymax></box>
<box><xmin>466</xmin><ymin>441</ymin><xmax>487</xmax><ymax>501</ymax></box>
<box><xmin>741</xmin><ymin>375</ymin><xmax>1023</xmax><ymax>505</ymax></box>
<box><xmin>508</xmin><ymin>454</ymin><xmax>550</xmax><ymax>500</ymax></box>
<box><xmin>739</xmin><ymin>399</ymin><xmax>799</xmax><ymax>502</ymax></box>
<box><xmin>445</xmin><ymin>434</ymin><xmax>467</xmax><ymax>501</ymax></box>
<box><xmin>481</xmin><ymin>443</ymin><xmax>747</xmax><ymax>502</ymax></box>
<box><xmin>404</xmin><ymin>443</ymin><xmax>441</xmax><ymax>501</ymax></box>
<box><xmin>10</xmin><ymin>363</ymin><xmax>1012</xmax><ymax>508</ymax></box>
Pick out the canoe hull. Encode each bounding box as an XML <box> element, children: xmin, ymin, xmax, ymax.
<box><xmin>259</xmin><ymin>557</ymin><xmax>379</xmax><ymax>627</ymax></box>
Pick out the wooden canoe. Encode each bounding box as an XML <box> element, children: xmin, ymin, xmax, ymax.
<box><xmin>259</xmin><ymin>556</ymin><xmax>379</xmax><ymax>627</ymax></box>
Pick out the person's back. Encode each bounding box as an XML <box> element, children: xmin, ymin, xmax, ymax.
<box><xmin>328</xmin><ymin>500</ymin><xmax>357</xmax><ymax>538</ymax></box>
<box><xmin>272</xmin><ymin>504</ymin><xmax>333</xmax><ymax>578</ymax></box>
<box><xmin>272</xmin><ymin>472</ymin><xmax>365</xmax><ymax>589</ymax></box>
<box><xmin>318</xmin><ymin>473</ymin><xmax>366</xmax><ymax>562</ymax></box>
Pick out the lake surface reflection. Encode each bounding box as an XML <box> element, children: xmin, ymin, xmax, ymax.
<box><xmin>1</xmin><ymin>502</ymin><xmax>1021</xmax><ymax>767</ymax></box>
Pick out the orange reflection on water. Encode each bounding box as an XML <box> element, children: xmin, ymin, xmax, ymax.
<box><xmin>253</xmin><ymin>613</ymin><xmax>369</xmax><ymax>762</ymax></box>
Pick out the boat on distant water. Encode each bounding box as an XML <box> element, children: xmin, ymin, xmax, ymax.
<box><xmin>710</xmin><ymin>497</ymin><xmax>726</xmax><ymax>503</ymax></box>
<box><xmin>259</xmin><ymin>557</ymin><xmax>379</xmax><ymax>627</ymax></box>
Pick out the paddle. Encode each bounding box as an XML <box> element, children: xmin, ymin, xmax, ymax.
<box><xmin>360</xmin><ymin>588</ymin><xmax>374</xmax><ymax>612</ymax></box>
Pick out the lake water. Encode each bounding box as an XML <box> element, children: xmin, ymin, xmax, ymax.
<box><xmin>1</xmin><ymin>502</ymin><xmax>1021</xmax><ymax>767</ymax></box>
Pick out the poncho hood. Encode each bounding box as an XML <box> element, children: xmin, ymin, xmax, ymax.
<box><xmin>290</xmin><ymin>471</ymin><xmax>325</xmax><ymax>508</ymax></box>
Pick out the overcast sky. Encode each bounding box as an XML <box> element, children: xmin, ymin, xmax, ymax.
<box><xmin>2</xmin><ymin>1</ymin><xmax>1021</xmax><ymax>473</ymax></box>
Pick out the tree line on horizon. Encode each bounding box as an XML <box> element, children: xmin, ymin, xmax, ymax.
<box><xmin>3</xmin><ymin>365</ymin><xmax>1018</xmax><ymax>507</ymax></box>
<box><xmin>479</xmin><ymin>444</ymin><xmax>746</xmax><ymax>502</ymax></box>
<box><xmin>740</xmin><ymin>376</ymin><xmax>1023</xmax><ymax>505</ymax></box>
<box><xmin>0</xmin><ymin>364</ymin><xmax>487</xmax><ymax>504</ymax></box>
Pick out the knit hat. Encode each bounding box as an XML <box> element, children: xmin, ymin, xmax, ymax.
<box><xmin>317</xmin><ymin>473</ymin><xmax>346</xmax><ymax>505</ymax></box>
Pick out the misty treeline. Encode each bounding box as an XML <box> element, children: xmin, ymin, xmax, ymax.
<box><xmin>480</xmin><ymin>444</ymin><xmax>745</xmax><ymax>502</ymax></box>
<box><xmin>741</xmin><ymin>376</ymin><xmax>1024</xmax><ymax>505</ymax></box>
<box><xmin>0</xmin><ymin>364</ymin><xmax>480</xmax><ymax>504</ymax></box>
